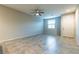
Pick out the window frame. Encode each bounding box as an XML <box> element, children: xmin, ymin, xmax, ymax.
<box><xmin>48</xmin><ymin>19</ymin><xmax>55</xmax><ymax>29</ymax></box>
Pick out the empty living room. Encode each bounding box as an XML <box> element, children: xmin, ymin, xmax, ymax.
<box><xmin>0</xmin><ymin>4</ymin><xmax>79</xmax><ymax>54</ymax></box>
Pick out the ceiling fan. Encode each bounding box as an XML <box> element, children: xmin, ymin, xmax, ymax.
<box><xmin>31</xmin><ymin>8</ymin><xmax>44</xmax><ymax>16</ymax></box>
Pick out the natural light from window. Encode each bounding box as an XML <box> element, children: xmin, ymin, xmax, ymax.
<box><xmin>48</xmin><ymin>19</ymin><xmax>55</xmax><ymax>29</ymax></box>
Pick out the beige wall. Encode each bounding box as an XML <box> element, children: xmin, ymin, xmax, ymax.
<box><xmin>75</xmin><ymin>8</ymin><xmax>79</xmax><ymax>45</ymax></box>
<box><xmin>0</xmin><ymin>5</ymin><xmax>43</xmax><ymax>43</ymax></box>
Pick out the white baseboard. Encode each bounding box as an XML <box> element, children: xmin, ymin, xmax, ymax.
<box><xmin>0</xmin><ymin>33</ymin><xmax>41</xmax><ymax>44</ymax></box>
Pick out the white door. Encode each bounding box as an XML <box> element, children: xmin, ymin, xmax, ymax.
<box><xmin>61</xmin><ymin>13</ymin><xmax>75</xmax><ymax>37</ymax></box>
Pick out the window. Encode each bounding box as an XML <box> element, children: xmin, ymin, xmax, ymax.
<box><xmin>48</xmin><ymin>19</ymin><xmax>55</xmax><ymax>29</ymax></box>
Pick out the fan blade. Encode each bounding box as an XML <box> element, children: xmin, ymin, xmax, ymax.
<box><xmin>39</xmin><ymin>13</ymin><xmax>42</xmax><ymax>16</ymax></box>
<box><xmin>39</xmin><ymin>12</ymin><xmax>44</xmax><ymax>13</ymax></box>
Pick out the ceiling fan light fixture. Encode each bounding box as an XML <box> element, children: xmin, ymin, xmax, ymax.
<box><xmin>36</xmin><ymin>13</ymin><xmax>39</xmax><ymax>16</ymax></box>
<box><xmin>31</xmin><ymin>8</ymin><xmax>44</xmax><ymax>16</ymax></box>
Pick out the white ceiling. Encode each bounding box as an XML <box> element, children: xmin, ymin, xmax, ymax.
<box><xmin>3</xmin><ymin>4</ymin><xmax>78</xmax><ymax>19</ymax></box>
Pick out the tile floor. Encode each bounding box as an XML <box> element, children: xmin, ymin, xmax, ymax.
<box><xmin>0</xmin><ymin>34</ymin><xmax>79</xmax><ymax>54</ymax></box>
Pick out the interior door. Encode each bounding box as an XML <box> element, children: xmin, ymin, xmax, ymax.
<box><xmin>61</xmin><ymin>13</ymin><xmax>75</xmax><ymax>37</ymax></box>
